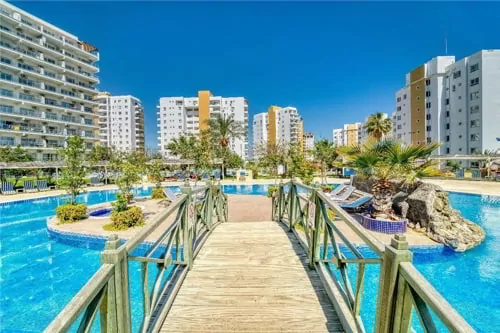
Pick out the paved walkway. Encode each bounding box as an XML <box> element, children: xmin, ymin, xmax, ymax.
<box><xmin>161</xmin><ymin>221</ymin><xmax>343</xmax><ymax>333</ymax></box>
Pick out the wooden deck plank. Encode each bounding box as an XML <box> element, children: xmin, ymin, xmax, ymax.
<box><xmin>160</xmin><ymin>221</ymin><xmax>344</xmax><ymax>333</ymax></box>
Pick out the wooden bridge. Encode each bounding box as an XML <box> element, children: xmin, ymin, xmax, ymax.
<box><xmin>45</xmin><ymin>182</ymin><xmax>475</xmax><ymax>333</ymax></box>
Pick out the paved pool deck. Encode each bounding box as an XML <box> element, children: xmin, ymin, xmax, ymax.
<box><xmin>1</xmin><ymin>177</ymin><xmax>498</xmax><ymax>204</ymax></box>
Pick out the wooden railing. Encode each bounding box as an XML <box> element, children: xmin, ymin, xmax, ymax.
<box><xmin>273</xmin><ymin>180</ymin><xmax>475</xmax><ymax>333</ymax></box>
<box><xmin>44</xmin><ymin>183</ymin><xmax>228</xmax><ymax>333</ymax></box>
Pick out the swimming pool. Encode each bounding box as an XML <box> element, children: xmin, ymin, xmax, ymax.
<box><xmin>0</xmin><ymin>185</ymin><xmax>498</xmax><ymax>332</ymax></box>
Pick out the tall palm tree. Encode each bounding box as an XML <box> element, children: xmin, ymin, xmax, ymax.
<box><xmin>364</xmin><ymin>112</ymin><xmax>392</xmax><ymax>141</ymax></box>
<box><xmin>313</xmin><ymin>139</ymin><xmax>337</xmax><ymax>184</ymax></box>
<box><xmin>205</xmin><ymin>114</ymin><xmax>245</xmax><ymax>178</ymax></box>
<box><xmin>205</xmin><ymin>114</ymin><xmax>245</xmax><ymax>149</ymax></box>
<box><xmin>165</xmin><ymin>135</ymin><xmax>198</xmax><ymax>160</ymax></box>
<box><xmin>339</xmin><ymin>138</ymin><xmax>439</xmax><ymax>218</ymax></box>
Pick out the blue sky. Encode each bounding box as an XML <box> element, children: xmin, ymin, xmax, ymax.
<box><xmin>13</xmin><ymin>1</ymin><xmax>500</xmax><ymax>149</ymax></box>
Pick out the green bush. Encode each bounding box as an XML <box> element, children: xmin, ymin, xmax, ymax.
<box><xmin>106</xmin><ymin>206</ymin><xmax>144</xmax><ymax>231</ymax></box>
<box><xmin>56</xmin><ymin>203</ymin><xmax>87</xmax><ymax>223</ymax></box>
<box><xmin>151</xmin><ymin>187</ymin><xmax>166</xmax><ymax>199</ymax></box>
<box><xmin>112</xmin><ymin>192</ymin><xmax>129</xmax><ymax>212</ymax></box>
<box><xmin>267</xmin><ymin>186</ymin><xmax>278</xmax><ymax>198</ymax></box>
<box><xmin>321</xmin><ymin>185</ymin><xmax>333</xmax><ymax>192</ymax></box>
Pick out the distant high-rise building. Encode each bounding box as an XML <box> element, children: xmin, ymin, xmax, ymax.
<box><xmin>332</xmin><ymin>123</ymin><xmax>361</xmax><ymax>146</ymax></box>
<box><xmin>0</xmin><ymin>1</ymin><xmax>100</xmax><ymax>161</ymax></box>
<box><xmin>157</xmin><ymin>90</ymin><xmax>248</xmax><ymax>160</ymax></box>
<box><xmin>267</xmin><ymin>106</ymin><xmax>304</xmax><ymax>149</ymax></box>
<box><xmin>94</xmin><ymin>93</ymin><xmax>144</xmax><ymax>152</ymax></box>
<box><xmin>392</xmin><ymin>50</ymin><xmax>500</xmax><ymax>165</ymax></box>
<box><xmin>252</xmin><ymin>112</ymin><xmax>268</xmax><ymax>159</ymax></box>
<box><xmin>303</xmin><ymin>132</ymin><xmax>314</xmax><ymax>160</ymax></box>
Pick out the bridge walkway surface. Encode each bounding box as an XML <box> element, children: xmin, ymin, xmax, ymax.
<box><xmin>160</xmin><ymin>221</ymin><xmax>344</xmax><ymax>333</ymax></box>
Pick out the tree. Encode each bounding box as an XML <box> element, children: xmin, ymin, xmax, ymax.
<box><xmin>0</xmin><ymin>146</ymin><xmax>34</xmax><ymax>186</ymax></box>
<box><xmin>256</xmin><ymin>142</ymin><xmax>288</xmax><ymax>183</ymax></box>
<box><xmin>205</xmin><ymin>114</ymin><xmax>246</xmax><ymax>178</ymax></box>
<box><xmin>339</xmin><ymin>138</ymin><xmax>439</xmax><ymax>218</ymax></box>
<box><xmin>313</xmin><ymin>139</ymin><xmax>337</xmax><ymax>184</ymax></box>
<box><xmin>111</xmin><ymin>152</ymin><xmax>142</xmax><ymax>201</ymax></box>
<box><xmin>88</xmin><ymin>145</ymin><xmax>114</xmax><ymax>182</ymax></box>
<box><xmin>165</xmin><ymin>135</ymin><xmax>198</xmax><ymax>160</ymax></box>
<box><xmin>446</xmin><ymin>160</ymin><xmax>461</xmax><ymax>173</ymax></box>
<box><xmin>287</xmin><ymin>144</ymin><xmax>316</xmax><ymax>185</ymax></box>
<box><xmin>58</xmin><ymin>136</ymin><xmax>87</xmax><ymax>204</ymax></box>
<box><xmin>363</xmin><ymin>112</ymin><xmax>392</xmax><ymax>141</ymax></box>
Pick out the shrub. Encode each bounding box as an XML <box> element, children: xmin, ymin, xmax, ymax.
<box><xmin>152</xmin><ymin>187</ymin><xmax>166</xmax><ymax>199</ymax></box>
<box><xmin>267</xmin><ymin>186</ymin><xmax>278</xmax><ymax>198</ymax></box>
<box><xmin>321</xmin><ymin>185</ymin><xmax>333</xmax><ymax>192</ymax></box>
<box><xmin>106</xmin><ymin>206</ymin><xmax>144</xmax><ymax>231</ymax></box>
<box><xmin>56</xmin><ymin>203</ymin><xmax>87</xmax><ymax>224</ymax></box>
<box><xmin>112</xmin><ymin>192</ymin><xmax>129</xmax><ymax>212</ymax></box>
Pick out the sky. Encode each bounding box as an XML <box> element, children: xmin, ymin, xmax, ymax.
<box><xmin>12</xmin><ymin>1</ymin><xmax>500</xmax><ymax>150</ymax></box>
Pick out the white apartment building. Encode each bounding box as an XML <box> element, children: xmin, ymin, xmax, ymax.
<box><xmin>252</xmin><ymin>112</ymin><xmax>268</xmax><ymax>158</ymax></box>
<box><xmin>157</xmin><ymin>90</ymin><xmax>248</xmax><ymax>160</ymax></box>
<box><xmin>332</xmin><ymin>123</ymin><xmax>361</xmax><ymax>146</ymax></box>
<box><xmin>303</xmin><ymin>132</ymin><xmax>314</xmax><ymax>160</ymax></box>
<box><xmin>0</xmin><ymin>1</ymin><xmax>100</xmax><ymax>161</ymax></box>
<box><xmin>393</xmin><ymin>50</ymin><xmax>500</xmax><ymax>164</ymax></box>
<box><xmin>360</xmin><ymin>113</ymin><xmax>390</xmax><ymax>143</ymax></box>
<box><xmin>267</xmin><ymin>106</ymin><xmax>304</xmax><ymax>150</ymax></box>
<box><xmin>94</xmin><ymin>93</ymin><xmax>144</xmax><ymax>152</ymax></box>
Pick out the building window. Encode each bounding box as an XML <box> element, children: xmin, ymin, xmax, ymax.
<box><xmin>425</xmin><ymin>79</ymin><xmax>431</xmax><ymax>86</ymax></box>
<box><xmin>427</xmin><ymin>137</ymin><xmax>431</xmax><ymax>143</ymax></box>
<box><xmin>397</xmin><ymin>106</ymin><xmax>401</xmax><ymax>111</ymax></box>
<box><xmin>453</xmin><ymin>70</ymin><xmax>461</xmax><ymax>79</ymax></box>
<box><xmin>446</xmin><ymin>147</ymin><xmax>450</xmax><ymax>154</ymax></box>
<box><xmin>470</xmin><ymin>63</ymin><xmax>479</xmax><ymax>72</ymax></box>
<box><xmin>470</xmin><ymin>105</ymin><xmax>480</xmax><ymax>114</ymax></box>
<box><xmin>426</xmin><ymin>126</ymin><xmax>431</xmax><ymax>132</ymax></box>
<box><xmin>470</xmin><ymin>134</ymin><xmax>479</xmax><ymax>142</ymax></box>
<box><xmin>470</xmin><ymin>119</ymin><xmax>480</xmax><ymax>128</ymax></box>
<box><xmin>470</xmin><ymin>78</ymin><xmax>479</xmax><ymax>86</ymax></box>
<box><xmin>425</xmin><ymin>91</ymin><xmax>431</xmax><ymax>97</ymax></box>
<box><xmin>446</xmin><ymin>124</ymin><xmax>450</xmax><ymax>130</ymax></box>
<box><xmin>471</xmin><ymin>148</ymin><xmax>478</xmax><ymax>154</ymax></box>
<box><xmin>445</xmin><ymin>98</ymin><xmax>449</xmax><ymax>105</ymax></box>
<box><xmin>452</xmin><ymin>85</ymin><xmax>456</xmax><ymax>92</ymax></box>
<box><xmin>426</xmin><ymin>102</ymin><xmax>431</xmax><ymax>109</ymax></box>
<box><xmin>446</xmin><ymin>135</ymin><xmax>450</xmax><ymax>142</ymax></box>
<box><xmin>426</xmin><ymin>114</ymin><xmax>431</xmax><ymax>120</ymax></box>
<box><xmin>403</xmin><ymin>94</ymin><xmax>407</xmax><ymax>100</ymax></box>
<box><xmin>446</xmin><ymin>111</ymin><xmax>450</xmax><ymax>117</ymax></box>
<box><xmin>397</xmin><ymin>97</ymin><xmax>401</xmax><ymax>102</ymax></box>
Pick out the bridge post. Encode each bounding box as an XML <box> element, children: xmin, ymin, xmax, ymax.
<box><xmin>310</xmin><ymin>191</ymin><xmax>322</xmax><ymax>269</ymax></box>
<box><xmin>288</xmin><ymin>183</ymin><xmax>295</xmax><ymax>231</ymax></box>
<box><xmin>375</xmin><ymin>234</ymin><xmax>413</xmax><ymax>333</ymax></box>
<box><xmin>206</xmin><ymin>182</ymin><xmax>213</xmax><ymax>230</ymax></box>
<box><xmin>100</xmin><ymin>234</ymin><xmax>132</xmax><ymax>333</ymax></box>
<box><xmin>278</xmin><ymin>181</ymin><xmax>283</xmax><ymax>222</ymax></box>
<box><xmin>181</xmin><ymin>186</ymin><xmax>193</xmax><ymax>269</ymax></box>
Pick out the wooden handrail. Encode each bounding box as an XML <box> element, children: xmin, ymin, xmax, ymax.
<box><xmin>399</xmin><ymin>262</ymin><xmax>475</xmax><ymax>333</ymax></box>
<box><xmin>43</xmin><ymin>264</ymin><xmax>114</xmax><ymax>332</ymax></box>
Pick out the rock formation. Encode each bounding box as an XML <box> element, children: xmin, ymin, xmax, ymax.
<box><xmin>353</xmin><ymin>177</ymin><xmax>485</xmax><ymax>251</ymax></box>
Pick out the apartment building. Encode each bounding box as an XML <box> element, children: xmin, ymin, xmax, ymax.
<box><xmin>303</xmin><ymin>132</ymin><xmax>314</xmax><ymax>160</ymax></box>
<box><xmin>267</xmin><ymin>106</ymin><xmax>304</xmax><ymax>150</ymax></box>
<box><xmin>0</xmin><ymin>1</ymin><xmax>100</xmax><ymax>161</ymax></box>
<box><xmin>393</xmin><ymin>50</ymin><xmax>500</xmax><ymax>164</ymax></box>
<box><xmin>252</xmin><ymin>112</ymin><xmax>268</xmax><ymax>159</ymax></box>
<box><xmin>157</xmin><ymin>90</ymin><xmax>248</xmax><ymax>160</ymax></box>
<box><xmin>332</xmin><ymin>123</ymin><xmax>361</xmax><ymax>146</ymax></box>
<box><xmin>94</xmin><ymin>93</ymin><xmax>144</xmax><ymax>153</ymax></box>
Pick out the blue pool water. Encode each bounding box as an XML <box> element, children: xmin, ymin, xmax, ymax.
<box><xmin>89</xmin><ymin>207</ymin><xmax>113</xmax><ymax>217</ymax></box>
<box><xmin>0</xmin><ymin>184</ymin><xmax>499</xmax><ymax>332</ymax></box>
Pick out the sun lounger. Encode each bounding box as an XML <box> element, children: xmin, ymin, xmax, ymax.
<box><xmin>471</xmin><ymin>169</ymin><xmax>481</xmax><ymax>180</ymax></box>
<box><xmin>163</xmin><ymin>188</ymin><xmax>180</xmax><ymax>202</ymax></box>
<box><xmin>37</xmin><ymin>180</ymin><xmax>49</xmax><ymax>191</ymax></box>
<box><xmin>329</xmin><ymin>184</ymin><xmax>347</xmax><ymax>196</ymax></box>
<box><xmin>24</xmin><ymin>180</ymin><xmax>36</xmax><ymax>192</ymax></box>
<box><xmin>339</xmin><ymin>195</ymin><xmax>372</xmax><ymax>209</ymax></box>
<box><xmin>1</xmin><ymin>182</ymin><xmax>15</xmax><ymax>195</ymax></box>
<box><xmin>327</xmin><ymin>186</ymin><xmax>355</xmax><ymax>201</ymax></box>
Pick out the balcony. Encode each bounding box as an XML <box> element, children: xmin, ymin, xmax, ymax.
<box><xmin>0</xmin><ymin>40</ymin><xmax>99</xmax><ymax>83</ymax></box>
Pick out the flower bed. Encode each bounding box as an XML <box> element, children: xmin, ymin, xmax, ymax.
<box><xmin>358</xmin><ymin>214</ymin><xmax>407</xmax><ymax>234</ymax></box>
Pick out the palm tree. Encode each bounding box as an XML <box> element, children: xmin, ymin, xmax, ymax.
<box><xmin>205</xmin><ymin>114</ymin><xmax>245</xmax><ymax>178</ymax></box>
<box><xmin>165</xmin><ymin>135</ymin><xmax>198</xmax><ymax>160</ymax></box>
<box><xmin>364</xmin><ymin>112</ymin><xmax>392</xmax><ymax>141</ymax></box>
<box><xmin>339</xmin><ymin>138</ymin><xmax>439</xmax><ymax>218</ymax></box>
<box><xmin>205</xmin><ymin>114</ymin><xmax>245</xmax><ymax>149</ymax></box>
<box><xmin>312</xmin><ymin>139</ymin><xmax>337</xmax><ymax>184</ymax></box>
